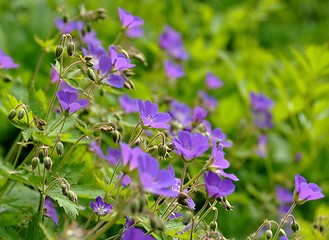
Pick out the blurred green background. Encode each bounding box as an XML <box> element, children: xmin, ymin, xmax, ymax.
<box><xmin>1</xmin><ymin>0</ymin><xmax>329</xmax><ymax>238</ymax></box>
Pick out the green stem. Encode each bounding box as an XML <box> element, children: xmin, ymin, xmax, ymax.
<box><xmin>45</xmin><ymin>79</ymin><xmax>62</xmax><ymax>121</ymax></box>
<box><xmin>273</xmin><ymin>203</ymin><xmax>296</xmax><ymax>239</ymax></box>
<box><xmin>194</xmin><ymin>200</ymin><xmax>217</xmax><ymax>229</ymax></box>
<box><xmin>61</xmin><ymin>60</ymin><xmax>83</xmax><ymax>77</ymax></box>
<box><xmin>88</xmin><ymin>213</ymin><xmax>120</xmax><ymax>239</ymax></box>
<box><xmin>183</xmin><ymin>171</ymin><xmax>203</xmax><ymax>189</ymax></box>
<box><xmin>84</xmin><ymin>212</ymin><xmax>96</xmax><ymax>230</ymax></box>
<box><xmin>180</xmin><ymin>162</ymin><xmax>188</xmax><ymax>191</ymax></box>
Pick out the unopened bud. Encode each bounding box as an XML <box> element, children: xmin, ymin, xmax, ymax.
<box><xmin>150</xmin><ymin>215</ymin><xmax>165</xmax><ymax>231</ymax></box>
<box><xmin>158</xmin><ymin>144</ymin><xmax>167</xmax><ymax>158</ymax></box>
<box><xmin>177</xmin><ymin>192</ymin><xmax>189</xmax><ymax>207</ymax></box>
<box><xmin>124</xmin><ymin>79</ymin><xmax>135</xmax><ymax>90</ymax></box>
<box><xmin>130</xmin><ymin>198</ymin><xmax>139</xmax><ymax>214</ymax></box>
<box><xmin>63</xmin><ymin>15</ymin><xmax>68</xmax><ymax>23</ymax></box>
<box><xmin>8</xmin><ymin>109</ymin><xmax>17</xmax><ymax>120</ymax></box>
<box><xmin>36</xmin><ymin>118</ymin><xmax>47</xmax><ymax>131</ymax></box>
<box><xmin>86</xmin><ymin>68</ymin><xmax>96</xmax><ymax>81</ymax></box>
<box><xmin>86</xmin><ymin>61</ymin><xmax>94</xmax><ymax>67</ymax></box>
<box><xmin>209</xmin><ymin>221</ymin><xmax>217</xmax><ymax>231</ymax></box>
<box><xmin>31</xmin><ymin>157</ymin><xmax>40</xmax><ymax>170</ymax></box>
<box><xmin>55</xmin><ymin>46</ymin><xmax>63</xmax><ymax>59</ymax></box>
<box><xmin>43</xmin><ymin>156</ymin><xmax>52</xmax><ymax>171</ymax></box>
<box><xmin>17</xmin><ymin>109</ymin><xmax>25</xmax><ymax>120</ymax></box>
<box><xmin>291</xmin><ymin>222</ymin><xmax>299</xmax><ymax>232</ymax></box>
<box><xmin>265</xmin><ymin>229</ymin><xmax>272</xmax><ymax>239</ymax></box>
<box><xmin>66</xmin><ymin>42</ymin><xmax>75</xmax><ymax>56</ymax></box>
<box><xmin>112</xmin><ymin>130</ymin><xmax>121</xmax><ymax>145</ymax></box>
<box><xmin>61</xmin><ymin>184</ymin><xmax>69</xmax><ymax>196</ymax></box>
<box><xmin>56</xmin><ymin>142</ymin><xmax>64</xmax><ymax>156</ymax></box>
<box><xmin>99</xmin><ymin>88</ymin><xmax>104</xmax><ymax>97</ymax></box>
<box><xmin>67</xmin><ymin>190</ymin><xmax>78</xmax><ymax>203</ymax></box>
<box><xmin>84</xmin><ymin>55</ymin><xmax>93</xmax><ymax>61</ymax></box>
<box><xmin>182</xmin><ymin>211</ymin><xmax>193</xmax><ymax>225</ymax></box>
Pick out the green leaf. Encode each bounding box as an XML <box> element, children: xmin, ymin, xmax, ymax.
<box><xmin>0</xmin><ymin>227</ymin><xmax>22</xmax><ymax>240</ymax></box>
<box><xmin>48</xmin><ymin>190</ymin><xmax>79</xmax><ymax>219</ymax></box>
<box><xmin>28</xmin><ymin>87</ymin><xmax>47</xmax><ymax>119</ymax></box>
<box><xmin>26</xmin><ymin>213</ymin><xmax>40</xmax><ymax>240</ymax></box>
<box><xmin>34</xmin><ymin>35</ymin><xmax>56</xmax><ymax>53</ymax></box>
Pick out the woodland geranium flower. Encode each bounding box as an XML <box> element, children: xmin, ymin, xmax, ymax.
<box><xmin>169</xmin><ymin>100</ymin><xmax>192</xmax><ymax>129</ymax></box>
<box><xmin>276</xmin><ymin>186</ymin><xmax>293</xmax><ymax>214</ymax></box>
<box><xmin>44</xmin><ymin>197</ymin><xmax>58</xmax><ymax>226</ymax></box>
<box><xmin>119</xmin><ymin>94</ymin><xmax>138</xmax><ymax>113</ymax></box>
<box><xmin>90</xmin><ymin>196</ymin><xmax>112</xmax><ymax>216</ymax></box>
<box><xmin>164</xmin><ymin>60</ymin><xmax>185</xmax><ymax>80</ymax></box>
<box><xmin>55</xmin><ymin>18</ymin><xmax>83</xmax><ymax>33</ymax></box>
<box><xmin>122</xmin><ymin>227</ymin><xmax>154</xmax><ymax>240</ymax></box>
<box><xmin>172</xmin><ymin>131</ymin><xmax>209</xmax><ymax>160</ymax></box>
<box><xmin>137</xmin><ymin>99</ymin><xmax>172</xmax><ymax>129</ymax></box>
<box><xmin>56</xmin><ymin>82</ymin><xmax>88</xmax><ymax>114</ymax></box>
<box><xmin>89</xmin><ymin>141</ymin><xmax>121</xmax><ymax>165</ymax></box>
<box><xmin>118</xmin><ymin>7</ymin><xmax>144</xmax><ymax>38</ymax></box>
<box><xmin>138</xmin><ymin>153</ymin><xmax>178</xmax><ymax>197</ymax></box>
<box><xmin>159</xmin><ymin>25</ymin><xmax>189</xmax><ymax>60</ymax></box>
<box><xmin>203</xmin><ymin>171</ymin><xmax>235</xmax><ymax>198</ymax></box>
<box><xmin>203</xmin><ymin>120</ymin><xmax>227</xmax><ymax>143</ymax></box>
<box><xmin>294</xmin><ymin>174</ymin><xmax>324</xmax><ymax>204</ymax></box>
<box><xmin>192</xmin><ymin>106</ymin><xmax>207</xmax><ymax>125</ymax></box>
<box><xmin>250</xmin><ymin>92</ymin><xmax>274</xmax><ymax>129</ymax></box>
<box><xmin>256</xmin><ymin>134</ymin><xmax>267</xmax><ymax>158</ymax></box>
<box><xmin>51</xmin><ymin>67</ymin><xmax>60</xmax><ymax>83</ymax></box>
<box><xmin>206</xmin><ymin>72</ymin><xmax>223</xmax><ymax>89</ymax></box>
<box><xmin>120</xmin><ymin>142</ymin><xmax>144</xmax><ymax>171</ymax></box>
<box><xmin>198</xmin><ymin>91</ymin><xmax>218</xmax><ymax>111</ymax></box>
<box><xmin>0</xmin><ymin>49</ymin><xmax>19</xmax><ymax>69</ymax></box>
<box><xmin>98</xmin><ymin>46</ymin><xmax>135</xmax><ymax>88</ymax></box>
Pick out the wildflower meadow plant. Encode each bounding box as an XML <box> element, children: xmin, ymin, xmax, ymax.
<box><xmin>0</xmin><ymin>2</ymin><xmax>327</xmax><ymax>240</ymax></box>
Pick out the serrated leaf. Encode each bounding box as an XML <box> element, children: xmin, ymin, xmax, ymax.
<box><xmin>67</xmin><ymin>77</ymin><xmax>83</xmax><ymax>91</ymax></box>
<box><xmin>28</xmin><ymin>87</ymin><xmax>47</xmax><ymax>119</ymax></box>
<box><xmin>70</xmin><ymin>185</ymin><xmax>104</xmax><ymax>199</ymax></box>
<box><xmin>22</xmin><ymin>128</ymin><xmax>33</xmax><ymax>141</ymax></box>
<box><xmin>48</xmin><ymin>190</ymin><xmax>79</xmax><ymax>219</ymax></box>
<box><xmin>34</xmin><ymin>35</ymin><xmax>56</xmax><ymax>53</ymax></box>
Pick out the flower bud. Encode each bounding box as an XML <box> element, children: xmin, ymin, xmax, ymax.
<box><xmin>86</xmin><ymin>68</ymin><xmax>96</xmax><ymax>81</ymax></box>
<box><xmin>67</xmin><ymin>190</ymin><xmax>78</xmax><ymax>203</ymax></box>
<box><xmin>209</xmin><ymin>221</ymin><xmax>217</xmax><ymax>231</ymax></box>
<box><xmin>99</xmin><ymin>88</ymin><xmax>104</xmax><ymax>97</ymax></box>
<box><xmin>157</xmin><ymin>144</ymin><xmax>167</xmax><ymax>158</ymax></box>
<box><xmin>124</xmin><ymin>79</ymin><xmax>135</xmax><ymax>89</ymax></box>
<box><xmin>35</xmin><ymin>117</ymin><xmax>47</xmax><ymax>131</ymax></box>
<box><xmin>150</xmin><ymin>215</ymin><xmax>165</xmax><ymax>232</ymax></box>
<box><xmin>56</xmin><ymin>142</ymin><xmax>64</xmax><ymax>156</ymax></box>
<box><xmin>177</xmin><ymin>192</ymin><xmax>189</xmax><ymax>207</ymax></box>
<box><xmin>8</xmin><ymin>109</ymin><xmax>17</xmax><ymax>120</ymax></box>
<box><xmin>63</xmin><ymin>15</ymin><xmax>68</xmax><ymax>23</ymax></box>
<box><xmin>291</xmin><ymin>222</ymin><xmax>299</xmax><ymax>232</ymax></box>
<box><xmin>17</xmin><ymin>109</ymin><xmax>25</xmax><ymax>120</ymax></box>
<box><xmin>43</xmin><ymin>156</ymin><xmax>52</xmax><ymax>171</ymax></box>
<box><xmin>112</xmin><ymin>130</ymin><xmax>121</xmax><ymax>145</ymax></box>
<box><xmin>129</xmin><ymin>198</ymin><xmax>139</xmax><ymax>214</ymax></box>
<box><xmin>31</xmin><ymin>157</ymin><xmax>40</xmax><ymax>170</ymax></box>
<box><xmin>66</xmin><ymin>42</ymin><xmax>75</xmax><ymax>57</ymax></box>
<box><xmin>265</xmin><ymin>229</ymin><xmax>272</xmax><ymax>239</ymax></box>
<box><xmin>86</xmin><ymin>61</ymin><xmax>94</xmax><ymax>67</ymax></box>
<box><xmin>182</xmin><ymin>211</ymin><xmax>193</xmax><ymax>225</ymax></box>
<box><xmin>84</xmin><ymin>55</ymin><xmax>93</xmax><ymax>61</ymax></box>
<box><xmin>55</xmin><ymin>46</ymin><xmax>63</xmax><ymax>59</ymax></box>
<box><xmin>3</xmin><ymin>75</ymin><xmax>13</xmax><ymax>82</ymax></box>
<box><xmin>61</xmin><ymin>184</ymin><xmax>69</xmax><ymax>196</ymax></box>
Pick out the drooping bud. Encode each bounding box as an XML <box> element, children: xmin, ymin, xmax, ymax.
<box><xmin>61</xmin><ymin>184</ymin><xmax>69</xmax><ymax>196</ymax></box>
<box><xmin>63</xmin><ymin>15</ymin><xmax>68</xmax><ymax>23</ymax></box>
<box><xmin>31</xmin><ymin>157</ymin><xmax>40</xmax><ymax>170</ymax></box>
<box><xmin>112</xmin><ymin>130</ymin><xmax>121</xmax><ymax>145</ymax></box>
<box><xmin>86</xmin><ymin>61</ymin><xmax>94</xmax><ymax>67</ymax></box>
<box><xmin>150</xmin><ymin>215</ymin><xmax>165</xmax><ymax>231</ymax></box>
<box><xmin>55</xmin><ymin>46</ymin><xmax>63</xmax><ymax>59</ymax></box>
<box><xmin>177</xmin><ymin>192</ymin><xmax>189</xmax><ymax>207</ymax></box>
<box><xmin>99</xmin><ymin>88</ymin><xmax>104</xmax><ymax>97</ymax></box>
<box><xmin>265</xmin><ymin>229</ymin><xmax>272</xmax><ymax>239</ymax></box>
<box><xmin>66</xmin><ymin>42</ymin><xmax>75</xmax><ymax>56</ymax></box>
<box><xmin>56</xmin><ymin>142</ymin><xmax>64</xmax><ymax>156</ymax></box>
<box><xmin>129</xmin><ymin>198</ymin><xmax>140</xmax><ymax>214</ymax></box>
<box><xmin>43</xmin><ymin>156</ymin><xmax>52</xmax><ymax>171</ymax></box>
<box><xmin>8</xmin><ymin>109</ymin><xmax>17</xmax><ymax>120</ymax></box>
<box><xmin>17</xmin><ymin>109</ymin><xmax>25</xmax><ymax>120</ymax></box>
<box><xmin>182</xmin><ymin>211</ymin><xmax>193</xmax><ymax>225</ymax></box>
<box><xmin>124</xmin><ymin>79</ymin><xmax>135</xmax><ymax>90</ymax></box>
<box><xmin>158</xmin><ymin>144</ymin><xmax>167</xmax><ymax>158</ymax></box>
<box><xmin>209</xmin><ymin>221</ymin><xmax>218</xmax><ymax>231</ymax></box>
<box><xmin>84</xmin><ymin>55</ymin><xmax>93</xmax><ymax>61</ymax></box>
<box><xmin>291</xmin><ymin>222</ymin><xmax>299</xmax><ymax>232</ymax></box>
<box><xmin>67</xmin><ymin>190</ymin><xmax>78</xmax><ymax>203</ymax></box>
<box><xmin>86</xmin><ymin>68</ymin><xmax>96</xmax><ymax>81</ymax></box>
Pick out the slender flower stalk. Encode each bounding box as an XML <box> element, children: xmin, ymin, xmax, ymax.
<box><xmin>272</xmin><ymin>203</ymin><xmax>296</xmax><ymax>239</ymax></box>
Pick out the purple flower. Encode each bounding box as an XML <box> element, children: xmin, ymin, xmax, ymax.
<box><xmin>192</xmin><ymin>106</ymin><xmax>207</xmax><ymax>125</ymax></box>
<box><xmin>56</xmin><ymin>82</ymin><xmax>88</xmax><ymax>114</ymax></box>
<box><xmin>55</xmin><ymin>18</ymin><xmax>83</xmax><ymax>33</ymax></box>
<box><xmin>168</xmin><ymin>165</ymin><xmax>195</xmax><ymax>209</ymax></box>
<box><xmin>276</xmin><ymin>186</ymin><xmax>293</xmax><ymax>214</ymax></box>
<box><xmin>137</xmin><ymin>100</ymin><xmax>172</xmax><ymax>129</ymax></box>
<box><xmin>280</xmin><ymin>236</ymin><xmax>289</xmax><ymax>240</ymax></box>
<box><xmin>98</xmin><ymin>46</ymin><xmax>135</xmax><ymax>88</ymax></box>
<box><xmin>169</xmin><ymin>100</ymin><xmax>192</xmax><ymax>129</ymax></box>
<box><xmin>172</xmin><ymin>131</ymin><xmax>209</xmax><ymax>160</ymax></box>
<box><xmin>90</xmin><ymin>196</ymin><xmax>112</xmax><ymax>216</ymax></box>
<box><xmin>51</xmin><ymin>67</ymin><xmax>60</xmax><ymax>83</ymax></box>
<box><xmin>164</xmin><ymin>60</ymin><xmax>185</xmax><ymax>80</ymax></box>
<box><xmin>118</xmin><ymin>7</ymin><xmax>144</xmax><ymax>38</ymax></box>
<box><xmin>203</xmin><ymin>120</ymin><xmax>227</xmax><ymax>143</ymax></box>
<box><xmin>119</xmin><ymin>94</ymin><xmax>138</xmax><ymax>113</ymax></box>
<box><xmin>159</xmin><ymin>25</ymin><xmax>189</xmax><ymax>60</ymax></box>
<box><xmin>203</xmin><ymin>171</ymin><xmax>235</xmax><ymax>198</ymax></box>
<box><xmin>206</xmin><ymin>72</ymin><xmax>223</xmax><ymax>89</ymax></box>
<box><xmin>120</xmin><ymin>142</ymin><xmax>144</xmax><ymax>171</ymax></box>
<box><xmin>256</xmin><ymin>134</ymin><xmax>267</xmax><ymax>158</ymax></box>
<box><xmin>198</xmin><ymin>91</ymin><xmax>218</xmax><ymax>111</ymax></box>
<box><xmin>44</xmin><ymin>197</ymin><xmax>58</xmax><ymax>226</ymax></box>
<box><xmin>119</xmin><ymin>173</ymin><xmax>131</xmax><ymax>186</ymax></box>
<box><xmin>294</xmin><ymin>174</ymin><xmax>324</xmax><ymax>204</ymax></box>
<box><xmin>121</xmin><ymin>227</ymin><xmax>154</xmax><ymax>240</ymax></box>
<box><xmin>138</xmin><ymin>153</ymin><xmax>178</xmax><ymax>197</ymax></box>
<box><xmin>89</xmin><ymin>141</ymin><xmax>121</xmax><ymax>165</ymax></box>
<box><xmin>250</xmin><ymin>92</ymin><xmax>274</xmax><ymax>129</ymax></box>
<box><xmin>0</xmin><ymin>49</ymin><xmax>19</xmax><ymax>69</ymax></box>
